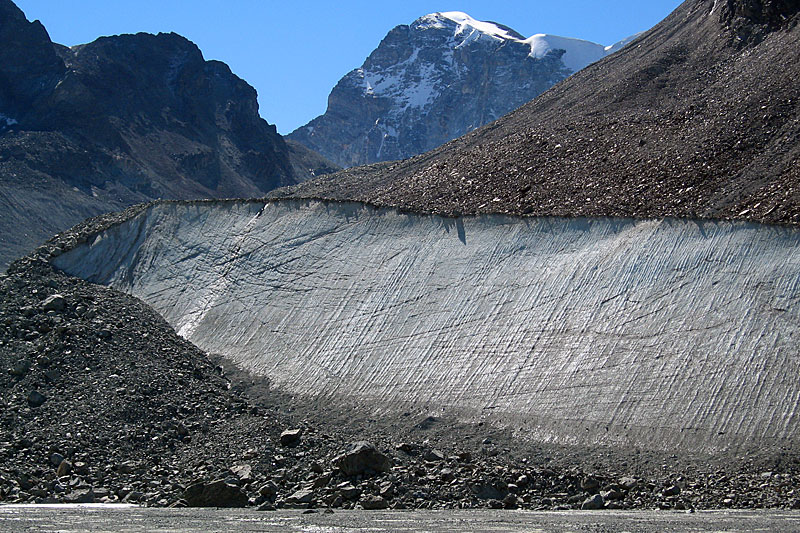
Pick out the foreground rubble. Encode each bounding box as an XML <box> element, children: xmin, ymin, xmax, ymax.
<box><xmin>2</xmin><ymin>258</ymin><xmax>800</xmax><ymax>511</ymax></box>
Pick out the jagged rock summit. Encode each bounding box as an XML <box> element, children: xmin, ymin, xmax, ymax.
<box><xmin>280</xmin><ymin>0</ymin><xmax>800</xmax><ymax>226</ymax></box>
<box><xmin>0</xmin><ymin>0</ymin><xmax>337</xmax><ymax>269</ymax></box>
<box><xmin>288</xmin><ymin>11</ymin><xmax>633</xmax><ymax>168</ymax></box>
<box><xmin>0</xmin><ymin>0</ymin><xmax>65</xmax><ymax>119</ymax></box>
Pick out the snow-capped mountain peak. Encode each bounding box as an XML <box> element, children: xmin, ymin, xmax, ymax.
<box><xmin>429</xmin><ymin>11</ymin><xmax>524</xmax><ymax>41</ymax></box>
<box><xmin>414</xmin><ymin>12</ymin><xmax>633</xmax><ymax>74</ymax></box>
<box><xmin>288</xmin><ymin>12</ymin><xmax>639</xmax><ymax>168</ymax></box>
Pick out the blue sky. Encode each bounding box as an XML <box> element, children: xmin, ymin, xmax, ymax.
<box><xmin>16</xmin><ymin>1</ymin><xmax>681</xmax><ymax>134</ymax></box>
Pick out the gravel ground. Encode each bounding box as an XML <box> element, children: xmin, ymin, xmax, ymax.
<box><xmin>2</xmin><ymin>506</ymin><xmax>800</xmax><ymax>533</ymax></box>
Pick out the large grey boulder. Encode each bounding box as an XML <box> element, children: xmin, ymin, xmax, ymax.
<box><xmin>183</xmin><ymin>479</ymin><xmax>248</xmax><ymax>508</ymax></box>
<box><xmin>581</xmin><ymin>494</ymin><xmax>605</xmax><ymax>510</ymax></box>
<box><xmin>360</xmin><ymin>494</ymin><xmax>389</xmax><ymax>510</ymax></box>
<box><xmin>41</xmin><ymin>294</ymin><xmax>66</xmax><ymax>312</ymax></box>
<box><xmin>280</xmin><ymin>428</ymin><xmax>303</xmax><ymax>447</ymax></box>
<box><xmin>333</xmin><ymin>441</ymin><xmax>391</xmax><ymax>476</ymax></box>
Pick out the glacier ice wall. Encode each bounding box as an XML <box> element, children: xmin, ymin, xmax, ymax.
<box><xmin>54</xmin><ymin>200</ymin><xmax>800</xmax><ymax>452</ymax></box>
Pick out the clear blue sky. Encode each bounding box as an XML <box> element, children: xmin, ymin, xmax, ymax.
<box><xmin>15</xmin><ymin>1</ymin><xmax>682</xmax><ymax>134</ymax></box>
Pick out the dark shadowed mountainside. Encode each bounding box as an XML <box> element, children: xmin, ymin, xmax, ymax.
<box><xmin>0</xmin><ymin>0</ymin><xmax>337</xmax><ymax>268</ymax></box>
<box><xmin>277</xmin><ymin>0</ymin><xmax>800</xmax><ymax>226</ymax></box>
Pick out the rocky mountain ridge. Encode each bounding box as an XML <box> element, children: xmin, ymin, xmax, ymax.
<box><xmin>0</xmin><ymin>0</ymin><xmax>337</xmax><ymax>269</ymax></box>
<box><xmin>288</xmin><ymin>11</ymin><xmax>634</xmax><ymax>168</ymax></box>
<box><xmin>278</xmin><ymin>0</ymin><xmax>800</xmax><ymax>226</ymax></box>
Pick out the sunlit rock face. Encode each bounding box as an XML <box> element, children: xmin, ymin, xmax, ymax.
<box><xmin>54</xmin><ymin>199</ymin><xmax>800</xmax><ymax>452</ymax></box>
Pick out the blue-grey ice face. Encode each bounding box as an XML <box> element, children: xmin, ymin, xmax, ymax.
<box><xmin>54</xmin><ymin>199</ymin><xmax>800</xmax><ymax>453</ymax></box>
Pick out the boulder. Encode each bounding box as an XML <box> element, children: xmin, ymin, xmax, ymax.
<box><xmin>581</xmin><ymin>476</ymin><xmax>600</xmax><ymax>492</ymax></box>
<box><xmin>256</xmin><ymin>501</ymin><xmax>276</xmax><ymax>511</ymax></box>
<box><xmin>423</xmin><ymin>449</ymin><xmax>445</xmax><ymax>462</ymax></box>
<box><xmin>396</xmin><ymin>442</ymin><xmax>419</xmax><ymax>455</ymax></box>
<box><xmin>488</xmin><ymin>499</ymin><xmax>504</xmax><ymax>509</ymax></box>
<box><xmin>581</xmin><ymin>494</ymin><xmax>605</xmax><ymax>510</ymax></box>
<box><xmin>280</xmin><ymin>428</ymin><xmax>303</xmax><ymax>447</ymax></box>
<box><xmin>183</xmin><ymin>480</ymin><xmax>248</xmax><ymax>508</ymax></box>
<box><xmin>503</xmin><ymin>493</ymin><xmax>519</xmax><ymax>509</ymax></box>
<box><xmin>379</xmin><ymin>482</ymin><xmax>394</xmax><ymax>499</ymax></box>
<box><xmin>336</xmin><ymin>482</ymin><xmax>362</xmax><ymax>500</ymax></box>
<box><xmin>56</xmin><ymin>460</ymin><xmax>72</xmax><ymax>478</ymax></box>
<box><xmin>360</xmin><ymin>494</ymin><xmax>389</xmax><ymax>510</ymax></box>
<box><xmin>333</xmin><ymin>442</ymin><xmax>391</xmax><ymax>476</ymax></box>
<box><xmin>287</xmin><ymin>488</ymin><xmax>314</xmax><ymax>504</ymax></box>
<box><xmin>8</xmin><ymin>360</ymin><xmax>30</xmax><ymax>376</ymax></box>
<box><xmin>471</xmin><ymin>483</ymin><xmax>507</xmax><ymax>501</ymax></box>
<box><xmin>41</xmin><ymin>294</ymin><xmax>66</xmax><ymax>312</ymax></box>
<box><xmin>115</xmin><ymin>461</ymin><xmax>138</xmax><ymax>474</ymax></box>
<box><xmin>27</xmin><ymin>390</ymin><xmax>47</xmax><ymax>407</ymax></box>
<box><xmin>601</xmin><ymin>488</ymin><xmax>623</xmax><ymax>501</ymax></box>
<box><xmin>230</xmin><ymin>464</ymin><xmax>252</xmax><ymax>483</ymax></box>
<box><xmin>63</xmin><ymin>488</ymin><xmax>95</xmax><ymax>504</ymax></box>
<box><xmin>258</xmin><ymin>481</ymin><xmax>278</xmax><ymax>497</ymax></box>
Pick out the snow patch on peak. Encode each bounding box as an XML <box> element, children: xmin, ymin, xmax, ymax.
<box><xmin>524</xmin><ymin>34</ymin><xmax>608</xmax><ymax>73</ymax></box>
<box><xmin>0</xmin><ymin>113</ymin><xmax>18</xmax><ymax>127</ymax></box>
<box><xmin>415</xmin><ymin>13</ymin><xmax>446</xmax><ymax>31</ymax></box>
<box><xmin>414</xmin><ymin>12</ymin><xmax>633</xmax><ymax>73</ymax></box>
<box><xmin>357</xmin><ymin>47</ymin><xmax>440</xmax><ymax>113</ymax></box>
<box><xmin>437</xmin><ymin>11</ymin><xmax>519</xmax><ymax>41</ymax></box>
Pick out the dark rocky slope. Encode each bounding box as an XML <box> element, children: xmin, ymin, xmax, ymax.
<box><xmin>277</xmin><ymin>0</ymin><xmax>800</xmax><ymax>226</ymax></box>
<box><xmin>0</xmin><ymin>0</ymin><xmax>336</xmax><ymax>269</ymax></box>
